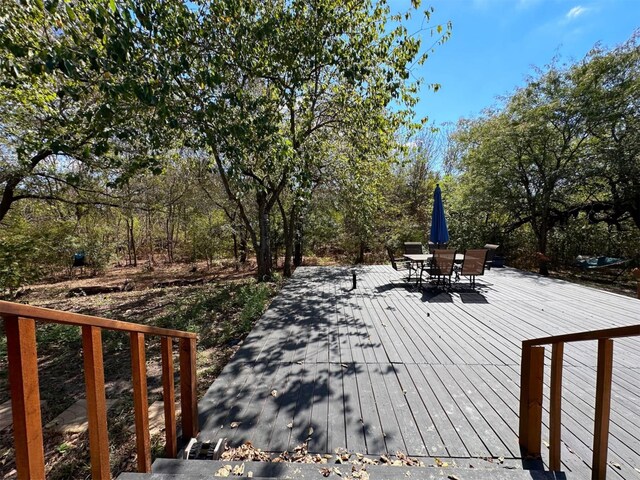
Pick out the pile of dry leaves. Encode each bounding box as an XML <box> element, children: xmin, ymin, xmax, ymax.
<box><xmin>215</xmin><ymin>441</ymin><xmax>429</xmax><ymax>478</ymax></box>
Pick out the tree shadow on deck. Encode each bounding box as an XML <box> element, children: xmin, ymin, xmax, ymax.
<box><xmin>197</xmin><ymin>267</ymin><xmax>398</xmax><ymax>457</ymax></box>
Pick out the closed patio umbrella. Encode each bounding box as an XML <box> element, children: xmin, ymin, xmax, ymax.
<box><xmin>430</xmin><ymin>184</ymin><xmax>449</xmax><ymax>248</ymax></box>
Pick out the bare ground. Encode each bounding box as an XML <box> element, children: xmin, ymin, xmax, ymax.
<box><xmin>0</xmin><ymin>261</ymin><xmax>278</xmax><ymax>479</ymax></box>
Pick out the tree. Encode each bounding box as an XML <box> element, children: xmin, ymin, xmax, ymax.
<box><xmin>157</xmin><ymin>0</ymin><xmax>449</xmax><ymax>280</ymax></box>
<box><xmin>572</xmin><ymin>34</ymin><xmax>640</xmax><ymax>229</ymax></box>
<box><xmin>455</xmin><ymin>66</ymin><xmax>589</xmax><ymax>274</ymax></box>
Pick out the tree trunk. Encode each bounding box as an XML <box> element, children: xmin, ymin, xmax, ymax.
<box><xmin>356</xmin><ymin>241</ymin><xmax>365</xmax><ymax>264</ymax></box>
<box><xmin>536</xmin><ymin>226</ymin><xmax>549</xmax><ymax>276</ymax></box>
<box><xmin>278</xmin><ymin>199</ymin><xmax>294</xmax><ymax>277</ymax></box>
<box><xmin>239</xmin><ymin>234</ymin><xmax>247</xmax><ymax>264</ymax></box>
<box><xmin>256</xmin><ymin>192</ymin><xmax>272</xmax><ymax>281</ymax></box>
<box><xmin>126</xmin><ymin>217</ymin><xmax>137</xmax><ymax>267</ymax></box>
<box><xmin>0</xmin><ymin>150</ymin><xmax>52</xmax><ymax>223</ymax></box>
<box><xmin>293</xmin><ymin>217</ymin><xmax>303</xmax><ymax>267</ymax></box>
<box><xmin>232</xmin><ymin>231</ymin><xmax>239</xmax><ymax>270</ymax></box>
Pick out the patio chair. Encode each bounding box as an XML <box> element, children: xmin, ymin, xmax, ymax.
<box><xmin>424</xmin><ymin>249</ymin><xmax>457</xmax><ymax>287</ymax></box>
<box><xmin>459</xmin><ymin>249</ymin><xmax>489</xmax><ymax>289</ymax></box>
<box><xmin>387</xmin><ymin>246</ymin><xmax>415</xmax><ymax>283</ymax></box>
<box><xmin>403</xmin><ymin>242</ymin><xmax>423</xmax><ymax>255</ymax></box>
<box><xmin>483</xmin><ymin>244</ymin><xmax>499</xmax><ymax>270</ymax></box>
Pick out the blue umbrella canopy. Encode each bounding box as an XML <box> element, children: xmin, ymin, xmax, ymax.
<box><xmin>430</xmin><ymin>184</ymin><xmax>449</xmax><ymax>246</ymax></box>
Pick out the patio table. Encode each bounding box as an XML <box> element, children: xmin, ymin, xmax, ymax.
<box><xmin>403</xmin><ymin>253</ymin><xmax>464</xmax><ymax>287</ymax></box>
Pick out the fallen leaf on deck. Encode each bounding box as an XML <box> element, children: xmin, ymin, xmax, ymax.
<box><xmin>543</xmin><ymin>440</ymin><xmax>550</xmax><ymax>448</ymax></box>
<box><xmin>497</xmin><ymin>456</ymin><xmax>504</xmax><ymax>464</ymax></box>
<box><xmin>352</xmin><ymin>466</ymin><xmax>370</xmax><ymax>479</ymax></box>
<box><xmin>247</xmin><ymin>472</ymin><xmax>253</xmax><ymax>478</ymax></box>
<box><xmin>230</xmin><ymin>422</ymin><xmax>241</xmax><ymax>428</ymax></box>
<box><xmin>232</xmin><ymin>463</ymin><xmax>245</xmax><ymax>475</ymax></box>
<box><xmin>320</xmin><ymin>467</ymin><xmax>331</xmax><ymax>477</ymax></box>
<box><xmin>395</xmin><ymin>452</ymin><xmax>424</xmax><ymax>467</ymax></box>
<box><xmin>308</xmin><ymin>426</ymin><xmax>314</xmax><ymax>436</ymax></box>
<box><xmin>448</xmin><ymin>475</ymin><xmax>461</xmax><ymax>480</ymax></box>
<box><xmin>333</xmin><ymin>466</ymin><xmax>343</xmax><ymax>476</ymax></box>
<box><xmin>433</xmin><ymin>458</ymin><xmax>450</xmax><ymax>467</ymax></box>
<box><xmin>341</xmin><ymin>363</ymin><xmax>349</xmax><ymax>369</ymax></box>
<box><xmin>214</xmin><ymin>465</ymin><xmax>231</xmax><ymax>477</ymax></box>
<box><xmin>270</xmin><ymin>389</ymin><xmax>278</xmax><ymax>397</ymax></box>
<box><xmin>286</xmin><ymin>422</ymin><xmax>293</xmax><ymax>429</ymax></box>
<box><xmin>610</xmin><ymin>462</ymin><xmax>621</xmax><ymax>470</ymax></box>
<box><xmin>221</xmin><ymin>441</ymin><xmax>271</xmax><ymax>462</ymax></box>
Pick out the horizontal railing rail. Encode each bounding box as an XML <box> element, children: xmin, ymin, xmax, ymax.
<box><xmin>523</xmin><ymin>324</ymin><xmax>640</xmax><ymax>346</ymax></box>
<box><xmin>519</xmin><ymin>324</ymin><xmax>640</xmax><ymax>480</ymax></box>
<box><xmin>0</xmin><ymin>300</ymin><xmax>197</xmax><ymax>338</ymax></box>
<box><xmin>0</xmin><ymin>300</ymin><xmax>199</xmax><ymax>480</ymax></box>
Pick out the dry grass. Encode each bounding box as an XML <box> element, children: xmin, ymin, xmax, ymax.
<box><xmin>0</xmin><ymin>261</ymin><xmax>279</xmax><ymax>479</ymax></box>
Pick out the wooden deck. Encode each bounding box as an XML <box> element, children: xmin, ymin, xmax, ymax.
<box><xmin>197</xmin><ymin>266</ymin><xmax>640</xmax><ymax>478</ymax></box>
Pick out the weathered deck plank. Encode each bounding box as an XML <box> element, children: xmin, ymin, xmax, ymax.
<box><xmin>197</xmin><ymin>265</ymin><xmax>640</xmax><ymax>479</ymax></box>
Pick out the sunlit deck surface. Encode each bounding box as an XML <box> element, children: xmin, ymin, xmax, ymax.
<box><xmin>197</xmin><ymin>266</ymin><xmax>640</xmax><ymax>479</ymax></box>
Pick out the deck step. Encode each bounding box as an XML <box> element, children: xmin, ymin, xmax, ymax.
<box><xmin>116</xmin><ymin>458</ymin><xmax>567</xmax><ymax>479</ymax></box>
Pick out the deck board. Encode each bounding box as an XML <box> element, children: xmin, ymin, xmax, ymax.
<box><xmin>197</xmin><ymin>265</ymin><xmax>640</xmax><ymax>478</ymax></box>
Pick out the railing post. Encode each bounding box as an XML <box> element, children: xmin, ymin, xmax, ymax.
<box><xmin>4</xmin><ymin>316</ymin><xmax>45</xmax><ymax>480</ymax></box>
<box><xmin>130</xmin><ymin>332</ymin><xmax>151</xmax><ymax>472</ymax></box>
<box><xmin>161</xmin><ymin>337</ymin><xmax>177</xmax><ymax>458</ymax></box>
<box><xmin>519</xmin><ymin>343</ymin><xmax>545</xmax><ymax>457</ymax></box>
<box><xmin>179</xmin><ymin>337</ymin><xmax>198</xmax><ymax>440</ymax></box>
<box><xmin>82</xmin><ymin>326</ymin><xmax>110</xmax><ymax>479</ymax></box>
<box><xmin>549</xmin><ymin>342</ymin><xmax>564</xmax><ymax>471</ymax></box>
<box><xmin>519</xmin><ymin>343</ymin><xmax>531</xmax><ymax>450</ymax></box>
<box><xmin>592</xmin><ymin>338</ymin><xmax>614</xmax><ymax>480</ymax></box>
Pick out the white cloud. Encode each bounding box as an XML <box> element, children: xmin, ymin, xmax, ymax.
<box><xmin>566</xmin><ymin>6</ymin><xmax>589</xmax><ymax>20</ymax></box>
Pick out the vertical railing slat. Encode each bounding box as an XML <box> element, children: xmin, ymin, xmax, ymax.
<box><xmin>549</xmin><ymin>342</ymin><xmax>564</xmax><ymax>471</ymax></box>
<box><xmin>4</xmin><ymin>316</ymin><xmax>45</xmax><ymax>480</ymax></box>
<box><xmin>179</xmin><ymin>337</ymin><xmax>198</xmax><ymax>440</ymax></box>
<box><xmin>592</xmin><ymin>338</ymin><xmax>614</xmax><ymax>480</ymax></box>
<box><xmin>526</xmin><ymin>345</ymin><xmax>545</xmax><ymax>458</ymax></box>
<box><xmin>82</xmin><ymin>325</ymin><xmax>110</xmax><ymax>479</ymax></box>
<box><xmin>161</xmin><ymin>337</ymin><xmax>177</xmax><ymax>458</ymax></box>
<box><xmin>130</xmin><ymin>332</ymin><xmax>151</xmax><ymax>472</ymax></box>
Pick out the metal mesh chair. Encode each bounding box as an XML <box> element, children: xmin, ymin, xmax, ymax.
<box><xmin>387</xmin><ymin>247</ymin><xmax>415</xmax><ymax>282</ymax></box>
<box><xmin>460</xmin><ymin>249</ymin><xmax>489</xmax><ymax>289</ymax></box>
<box><xmin>425</xmin><ymin>249</ymin><xmax>457</xmax><ymax>287</ymax></box>
<box><xmin>483</xmin><ymin>244</ymin><xmax>499</xmax><ymax>270</ymax></box>
<box><xmin>403</xmin><ymin>242</ymin><xmax>423</xmax><ymax>255</ymax></box>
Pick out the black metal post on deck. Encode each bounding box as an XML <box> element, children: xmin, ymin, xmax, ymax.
<box><xmin>352</xmin><ymin>270</ymin><xmax>357</xmax><ymax>289</ymax></box>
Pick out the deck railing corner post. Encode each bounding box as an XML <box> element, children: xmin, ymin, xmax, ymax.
<box><xmin>592</xmin><ymin>338</ymin><xmax>614</xmax><ymax>480</ymax></box>
<box><xmin>519</xmin><ymin>343</ymin><xmax>544</xmax><ymax>458</ymax></box>
<box><xmin>3</xmin><ymin>315</ymin><xmax>45</xmax><ymax>480</ymax></box>
<box><xmin>518</xmin><ymin>342</ymin><xmax>532</xmax><ymax>451</ymax></box>
<box><xmin>179</xmin><ymin>336</ymin><xmax>198</xmax><ymax>440</ymax></box>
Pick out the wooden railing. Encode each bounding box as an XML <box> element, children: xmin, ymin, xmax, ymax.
<box><xmin>519</xmin><ymin>324</ymin><xmax>640</xmax><ymax>480</ymax></box>
<box><xmin>0</xmin><ymin>300</ymin><xmax>199</xmax><ymax>480</ymax></box>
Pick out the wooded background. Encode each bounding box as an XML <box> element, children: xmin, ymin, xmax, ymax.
<box><xmin>1</xmin><ymin>1</ymin><xmax>638</xmax><ymax>290</ymax></box>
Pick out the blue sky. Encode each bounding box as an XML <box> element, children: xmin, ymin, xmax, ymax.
<box><xmin>397</xmin><ymin>0</ymin><xmax>640</xmax><ymax>126</ymax></box>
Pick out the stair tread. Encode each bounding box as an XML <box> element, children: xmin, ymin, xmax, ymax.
<box><xmin>126</xmin><ymin>458</ymin><xmax>566</xmax><ymax>479</ymax></box>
